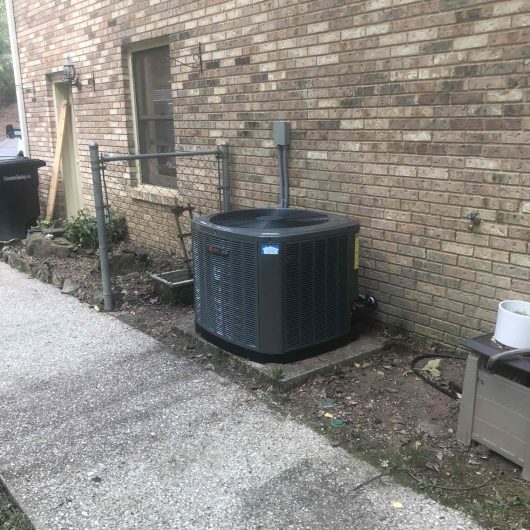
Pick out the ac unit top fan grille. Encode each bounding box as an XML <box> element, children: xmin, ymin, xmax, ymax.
<box><xmin>210</xmin><ymin>208</ymin><xmax>329</xmax><ymax>229</ymax></box>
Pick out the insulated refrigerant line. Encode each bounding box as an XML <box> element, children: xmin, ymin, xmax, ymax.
<box><xmin>273</xmin><ymin>121</ymin><xmax>291</xmax><ymax>208</ymax></box>
<box><xmin>277</xmin><ymin>144</ymin><xmax>288</xmax><ymax>208</ymax></box>
<box><xmin>281</xmin><ymin>144</ymin><xmax>289</xmax><ymax>208</ymax></box>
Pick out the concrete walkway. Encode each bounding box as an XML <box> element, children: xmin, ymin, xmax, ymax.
<box><xmin>0</xmin><ymin>263</ymin><xmax>478</xmax><ymax>530</ymax></box>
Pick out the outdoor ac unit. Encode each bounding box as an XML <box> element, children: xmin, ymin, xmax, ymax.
<box><xmin>192</xmin><ymin>208</ymin><xmax>360</xmax><ymax>358</ymax></box>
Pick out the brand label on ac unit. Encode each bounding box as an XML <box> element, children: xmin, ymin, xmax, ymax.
<box><xmin>207</xmin><ymin>244</ymin><xmax>228</xmax><ymax>256</ymax></box>
<box><xmin>260</xmin><ymin>244</ymin><xmax>280</xmax><ymax>255</ymax></box>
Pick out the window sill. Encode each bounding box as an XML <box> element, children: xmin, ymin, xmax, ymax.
<box><xmin>129</xmin><ymin>185</ymin><xmax>179</xmax><ymax>207</ymax></box>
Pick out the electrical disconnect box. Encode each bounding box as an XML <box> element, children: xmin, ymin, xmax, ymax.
<box><xmin>272</xmin><ymin>121</ymin><xmax>291</xmax><ymax>146</ymax></box>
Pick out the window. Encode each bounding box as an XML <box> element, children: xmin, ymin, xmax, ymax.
<box><xmin>132</xmin><ymin>45</ymin><xmax>175</xmax><ymax>187</ymax></box>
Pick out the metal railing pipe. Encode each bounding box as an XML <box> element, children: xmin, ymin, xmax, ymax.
<box><xmin>89</xmin><ymin>141</ymin><xmax>113</xmax><ymax>311</ymax></box>
<box><xmin>100</xmin><ymin>150</ymin><xmax>219</xmax><ymax>163</ymax></box>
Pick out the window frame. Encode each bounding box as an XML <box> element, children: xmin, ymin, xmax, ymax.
<box><xmin>128</xmin><ymin>39</ymin><xmax>176</xmax><ymax>189</ymax></box>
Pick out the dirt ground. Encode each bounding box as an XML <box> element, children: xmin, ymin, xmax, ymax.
<box><xmin>0</xmin><ymin>103</ymin><xmax>19</xmax><ymax>135</ymax></box>
<box><xmin>2</xmin><ymin>241</ymin><xmax>530</xmax><ymax>530</ymax></box>
<box><xmin>0</xmin><ymin>479</ymin><xmax>32</xmax><ymax>530</ymax></box>
<box><xmin>283</xmin><ymin>333</ymin><xmax>530</xmax><ymax>530</ymax></box>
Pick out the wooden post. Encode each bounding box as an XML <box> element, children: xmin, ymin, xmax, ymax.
<box><xmin>46</xmin><ymin>100</ymin><xmax>68</xmax><ymax>220</ymax></box>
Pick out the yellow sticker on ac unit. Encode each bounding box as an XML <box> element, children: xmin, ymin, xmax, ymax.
<box><xmin>354</xmin><ymin>233</ymin><xmax>360</xmax><ymax>270</ymax></box>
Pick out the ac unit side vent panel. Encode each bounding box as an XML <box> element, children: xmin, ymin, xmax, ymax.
<box><xmin>284</xmin><ymin>236</ymin><xmax>349</xmax><ymax>351</ymax></box>
<box><xmin>193</xmin><ymin>233</ymin><xmax>258</xmax><ymax>349</ymax></box>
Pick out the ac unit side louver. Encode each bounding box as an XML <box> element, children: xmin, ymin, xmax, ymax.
<box><xmin>192</xmin><ymin>208</ymin><xmax>360</xmax><ymax>358</ymax></box>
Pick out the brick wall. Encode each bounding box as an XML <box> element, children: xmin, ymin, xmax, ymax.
<box><xmin>13</xmin><ymin>0</ymin><xmax>530</xmax><ymax>345</ymax></box>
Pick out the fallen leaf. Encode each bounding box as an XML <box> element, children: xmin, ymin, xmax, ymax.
<box><xmin>468</xmin><ymin>456</ymin><xmax>480</xmax><ymax>466</ymax></box>
<box><xmin>425</xmin><ymin>462</ymin><xmax>440</xmax><ymax>473</ymax></box>
<box><xmin>319</xmin><ymin>398</ymin><xmax>335</xmax><ymax>409</ymax></box>
<box><xmin>420</xmin><ymin>359</ymin><xmax>441</xmax><ymax>379</ymax></box>
<box><xmin>323</xmin><ymin>412</ymin><xmax>334</xmax><ymax>418</ymax></box>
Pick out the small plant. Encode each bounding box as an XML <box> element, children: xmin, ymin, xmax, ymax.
<box><xmin>511</xmin><ymin>494</ymin><xmax>530</xmax><ymax>509</ymax></box>
<box><xmin>35</xmin><ymin>218</ymin><xmax>54</xmax><ymax>229</ymax></box>
<box><xmin>270</xmin><ymin>366</ymin><xmax>284</xmax><ymax>381</ymax></box>
<box><xmin>64</xmin><ymin>209</ymin><xmax>127</xmax><ymax>249</ymax></box>
<box><xmin>332</xmin><ymin>364</ymin><xmax>343</xmax><ymax>375</ymax></box>
<box><xmin>64</xmin><ymin>210</ymin><xmax>98</xmax><ymax>249</ymax></box>
<box><xmin>105</xmin><ymin>208</ymin><xmax>127</xmax><ymax>244</ymax></box>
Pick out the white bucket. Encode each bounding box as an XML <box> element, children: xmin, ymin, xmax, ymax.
<box><xmin>493</xmin><ymin>300</ymin><xmax>530</xmax><ymax>349</ymax></box>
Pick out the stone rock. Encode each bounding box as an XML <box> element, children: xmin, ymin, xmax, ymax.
<box><xmin>134</xmin><ymin>249</ymin><xmax>149</xmax><ymax>263</ymax></box>
<box><xmin>0</xmin><ymin>238</ymin><xmax>21</xmax><ymax>250</ymax></box>
<box><xmin>417</xmin><ymin>421</ymin><xmax>444</xmax><ymax>436</ymax></box>
<box><xmin>29</xmin><ymin>262</ymin><xmax>39</xmax><ymax>277</ymax></box>
<box><xmin>35</xmin><ymin>261</ymin><xmax>53</xmax><ymax>283</ymax></box>
<box><xmin>88</xmin><ymin>287</ymin><xmax>124</xmax><ymax>310</ymax></box>
<box><xmin>52</xmin><ymin>270</ymin><xmax>65</xmax><ymax>289</ymax></box>
<box><xmin>76</xmin><ymin>248</ymin><xmax>96</xmax><ymax>257</ymax></box>
<box><xmin>26</xmin><ymin>232</ymin><xmax>72</xmax><ymax>258</ymax></box>
<box><xmin>28</xmin><ymin>261</ymin><xmax>53</xmax><ymax>283</ymax></box>
<box><xmin>106</xmin><ymin>251</ymin><xmax>148</xmax><ymax>276</ymax></box>
<box><xmin>25</xmin><ymin>231</ymin><xmax>43</xmax><ymax>255</ymax></box>
<box><xmin>62</xmin><ymin>278</ymin><xmax>81</xmax><ymax>295</ymax></box>
<box><xmin>1</xmin><ymin>239</ymin><xmax>23</xmax><ymax>261</ymax></box>
<box><xmin>7</xmin><ymin>253</ymin><xmax>30</xmax><ymax>273</ymax></box>
<box><xmin>42</xmin><ymin>227</ymin><xmax>66</xmax><ymax>238</ymax></box>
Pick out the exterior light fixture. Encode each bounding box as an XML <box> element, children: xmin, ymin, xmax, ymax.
<box><xmin>63</xmin><ymin>56</ymin><xmax>80</xmax><ymax>88</ymax></box>
<box><xmin>63</xmin><ymin>56</ymin><xmax>95</xmax><ymax>91</ymax></box>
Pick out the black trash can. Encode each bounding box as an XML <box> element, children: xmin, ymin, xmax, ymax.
<box><xmin>0</xmin><ymin>157</ymin><xmax>45</xmax><ymax>240</ymax></box>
